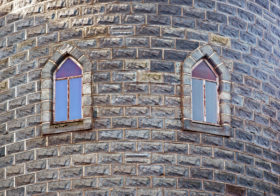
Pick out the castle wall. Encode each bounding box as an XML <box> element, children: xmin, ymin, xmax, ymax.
<box><xmin>0</xmin><ymin>0</ymin><xmax>279</xmax><ymax>195</ymax></box>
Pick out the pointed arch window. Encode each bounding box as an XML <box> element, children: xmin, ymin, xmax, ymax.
<box><xmin>182</xmin><ymin>45</ymin><xmax>231</xmax><ymax>136</ymax></box>
<box><xmin>192</xmin><ymin>59</ymin><xmax>219</xmax><ymax>124</ymax></box>
<box><xmin>54</xmin><ymin>57</ymin><xmax>82</xmax><ymax>122</ymax></box>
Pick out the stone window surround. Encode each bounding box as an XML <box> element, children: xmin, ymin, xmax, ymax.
<box><xmin>182</xmin><ymin>45</ymin><xmax>231</xmax><ymax>136</ymax></box>
<box><xmin>41</xmin><ymin>44</ymin><xmax>93</xmax><ymax>135</ymax></box>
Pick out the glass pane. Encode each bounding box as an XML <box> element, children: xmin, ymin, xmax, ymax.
<box><xmin>56</xmin><ymin>58</ymin><xmax>82</xmax><ymax>78</ymax></box>
<box><xmin>55</xmin><ymin>80</ymin><xmax>68</xmax><ymax>122</ymax></box>
<box><xmin>69</xmin><ymin>77</ymin><xmax>82</xmax><ymax>120</ymax></box>
<box><xmin>192</xmin><ymin>60</ymin><xmax>216</xmax><ymax>81</ymax></box>
<box><xmin>192</xmin><ymin>79</ymin><xmax>204</xmax><ymax>121</ymax></box>
<box><xmin>205</xmin><ymin>81</ymin><xmax>218</xmax><ymax>123</ymax></box>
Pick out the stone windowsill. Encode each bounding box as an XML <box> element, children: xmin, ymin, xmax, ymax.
<box><xmin>183</xmin><ymin>119</ymin><xmax>231</xmax><ymax>136</ymax></box>
<box><xmin>42</xmin><ymin>118</ymin><xmax>92</xmax><ymax>135</ymax></box>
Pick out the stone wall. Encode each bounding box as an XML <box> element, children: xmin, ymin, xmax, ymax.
<box><xmin>0</xmin><ymin>0</ymin><xmax>279</xmax><ymax>195</ymax></box>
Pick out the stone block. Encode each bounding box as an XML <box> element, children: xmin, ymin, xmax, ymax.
<box><xmin>60</xmin><ymin>167</ymin><xmax>83</xmax><ymax>179</ymax></box>
<box><xmin>165</xmin><ymin>165</ymin><xmax>189</xmax><ymax>177</ymax></box>
<box><xmin>148</xmin><ymin>15</ymin><xmax>171</xmax><ymax>25</ymax></box>
<box><xmin>215</xmin><ymin>171</ymin><xmax>236</xmax><ymax>183</ymax></box>
<box><xmin>48</xmin><ymin>180</ymin><xmax>71</xmax><ymax>191</ymax></box>
<box><xmin>164</xmin><ymin>50</ymin><xmax>188</xmax><ymax>61</ymax></box>
<box><xmin>153</xmin><ymin>177</ymin><xmax>176</xmax><ymax>188</ymax></box>
<box><xmin>26</xmin><ymin>160</ymin><xmax>46</xmax><ymax>172</ymax></box>
<box><xmin>125</xmin><ymin>153</ymin><xmax>150</xmax><ymax>164</ymax></box>
<box><xmin>214</xmin><ymin>149</ymin><xmax>234</xmax><ymax>160</ymax></box>
<box><xmin>125</xmin><ymin>129</ymin><xmax>150</xmax><ymax>140</ymax></box>
<box><xmin>36</xmin><ymin>148</ymin><xmax>58</xmax><ymax>159</ymax></box>
<box><xmin>7</xmin><ymin>188</ymin><xmax>24</xmax><ymax>196</ymax></box>
<box><xmin>164</xmin><ymin>143</ymin><xmax>188</xmax><ymax>154</ymax></box>
<box><xmin>15</xmin><ymin>150</ymin><xmax>34</xmax><ymax>163</ymax></box>
<box><xmin>15</xmin><ymin>174</ymin><xmax>35</xmax><ymax>186</ymax></box>
<box><xmin>0</xmin><ymin>179</ymin><xmax>13</xmax><ymax>191</ymax></box>
<box><xmin>126</xmin><ymin>38</ymin><xmax>149</xmax><ymax>47</ymax></box>
<box><xmin>99</xmin><ymin>177</ymin><xmax>123</xmax><ymax>187</ymax></box>
<box><xmin>152</xmin><ymin>153</ymin><xmax>176</xmax><ymax>164</ymax></box>
<box><xmin>85</xmin><ymin>165</ymin><xmax>110</xmax><ymax>176</ymax></box>
<box><xmin>7</xmin><ymin>141</ymin><xmax>24</xmax><ymax>154</ymax></box>
<box><xmin>152</xmin><ymin>130</ymin><xmax>175</xmax><ymax>141</ymax></box>
<box><xmin>178</xmin><ymin>178</ymin><xmax>201</xmax><ymax>189</ymax></box>
<box><xmin>191</xmin><ymin>168</ymin><xmax>213</xmax><ymax>180</ymax></box>
<box><xmin>204</xmin><ymin>181</ymin><xmax>225</xmax><ymax>193</ymax></box>
<box><xmin>139</xmin><ymin>118</ymin><xmax>164</xmax><ymax>129</ymax></box>
<box><xmin>98</xmin><ymin>153</ymin><xmax>122</xmax><ymax>164</ymax></box>
<box><xmin>98</xmin><ymin>83</ymin><xmax>122</xmax><ymax>93</ymax></box>
<box><xmin>246</xmin><ymin>166</ymin><xmax>263</xmax><ymax>179</ymax></box>
<box><xmin>159</xmin><ymin>4</ymin><xmax>181</xmax><ymax>15</ymax></box>
<box><xmin>48</xmin><ymin>133</ymin><xmax>71</xmax><ymax>146</ymax></box>
<box><xmin>60</xmin><ymin>144</ymin><xmax>83</xmax><ymax>155</ymax></box>
<box><xmin>136</xmin><ymin>25</ymin><xmax>160</xmax><ymax>36</ymax></box>
<box><xmin>126</xmin><ymin>177</ymin><xmax>150</xmax><ymax>187</ymax></box>
<box><xmin>112</xmin><ymin>165</ymin><xmax>136</xmax><ymax>175</ymax></box>
<box><xmin>139</xmin><ymin>165</ymin><xmax>164</xmax><ymax>176</ymax></box>
<box><xmin>72</xmin><ymin>178</ymin><xmax>97</xmax><ymax>189</ymax></box>
<box><xmin>97</xmin><ymin>15</ymin><xmax>119</xmax><ymax>24</ymax></box>
<box><xmin>26</xmin><ymin>183</ymin><xmax>47</xmax><ymax>195</ymax></box>
<box><xmin>6</xmin><ymin>164</ymin><xmax>24</xmax><ymax>177</ymax></box>
<box><xmin>112</xmin><ymin>48</ymin><xmax>136</xmax><ymax>59</ymax></box>
<box><xmin>190</xmin><ymin>145</ymin><xmax>212</xmax><ymax>156</ymax></box>
<box><xmin>110</xmin><ymin>141</ymin><xmax>136</xmax><ymax>151</ymax></box>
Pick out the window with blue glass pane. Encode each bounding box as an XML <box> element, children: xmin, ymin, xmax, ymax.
<box><xmin>54</xmin><ymin>58</ymin><xmax>82</xmax><ymax>122</ymax></box>
<box><xmin>192</xmin><ymin>59</ymin><xmax>219</xmax><ymax>124</ymax></box>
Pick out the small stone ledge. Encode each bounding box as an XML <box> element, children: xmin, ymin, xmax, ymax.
<box><xmin>42</xmin><ymin>118</ymin><xmax>92</xmax><ymax>135</ymax></box>
<box><xmin>183</xmin><ymin>119</ymin><xmax>231</xmax><ymax>137</ymax></box>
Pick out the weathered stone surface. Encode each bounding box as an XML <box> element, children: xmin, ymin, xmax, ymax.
<box><xmin>0</xmin><ymin>1</ymin><xmax>278</xmax><ymax>195</ymax></box>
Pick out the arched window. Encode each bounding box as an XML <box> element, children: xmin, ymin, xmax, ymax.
<box><xmin>182</xmin><ymin>45</ymin><xmax>231</xmax><ymax>136</ymax></box>
<box><xmin>54</xmin><ymin>57</ymin><xmax>82</xmax><ymax>122</ymax></box>
<box><xmin>41</xmin><ymin>44</ymin><xmax>92</xmax><ymax>135</ymax></box>
<box><xmin>192</xmin><ymin>59</ymin><xmax>219</xmax><ymax>124</ymax></box>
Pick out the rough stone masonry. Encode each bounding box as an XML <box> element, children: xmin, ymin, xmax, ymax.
<box><xmin>0</xmin><ymin>0</ymin><xmax>280</xmax><ymax>195</ymax></box>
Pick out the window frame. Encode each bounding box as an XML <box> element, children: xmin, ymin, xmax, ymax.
<box><xmin>181</xmin><ymin>45</ymin><xmax>231</xmax><ymax>136</ymax></box>
<box><xmin>53</xmin><ymin>57</ymin><xmax>83</xmax><ymax>124</ymax></box>
<box><xmin>191</xmin><ymin>59</ymin><xmax>220</xmax><ymax>125</ymax></box>
<box><xmin>41</xmin><ymin>44</ymin><xmax>93</xmax><ymax>135</ymax></box>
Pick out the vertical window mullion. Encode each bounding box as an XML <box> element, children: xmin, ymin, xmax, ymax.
<box><xmin>67</xmin><ymin>78</ymin><xmax>70</xmax><ymax>120</ymax></box>
<box><xmin>203</xmin><ymin>80</ymin><xmax>206</xmax><ymax>122</ymax></box>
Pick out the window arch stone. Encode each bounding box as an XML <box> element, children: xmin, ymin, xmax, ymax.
<box><xmin>182</xmin><ymin>45</ymin><xmax>231</xmax><ymax>136</ymax></box>
<box><xmin>41</xmin><ymin>44</ymin><xmax>93</xmax><ymax>135</ymax></box>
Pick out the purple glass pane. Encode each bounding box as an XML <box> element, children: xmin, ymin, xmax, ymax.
<box><xmin>56</xmin><ymin>58</ymin><xmax>82</xmax><ymax>78</ymax></box>
<box><xmin>192</xmin><ymin>60</ymin><xmax>216</xmax><ymax>81</ymax></box>
<box><xmin>69</xmin><ymin>77</ymin><xmax>82</xmax><ymax>120</ymax></box>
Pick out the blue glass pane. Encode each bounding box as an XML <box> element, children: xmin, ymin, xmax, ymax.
<box><xmin>69</xmin><ymin>77</ymin><xmax>82</xmax><ymax>120</ymax></box>
<box><xmin>206</xmin><ymin>81</ymin><xmax>218</xmax><ymax>123</ymax></box>
<box><xmin>56</xmin><ymin>58</ymin><xmax>82</xmax><ymax>78</ymax></box>
<box><xmin>192</xmin><ymin>79</ymin><xmax>204</xmax><ymax>121</ymax></box>
<box><xmin>55</xmin><ymin>80</ymin><xmax>68</xmax><ymax>122</ymax></box>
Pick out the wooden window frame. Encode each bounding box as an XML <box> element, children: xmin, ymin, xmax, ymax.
<box><xmin>191</xmin><ymin>59</ymin><xmax>220</xmax><ymax>125</ymax></box>
<box><xmin>53</xmin><ymin>57</ymin><xmax>83</xmax><ymax>124</ymax></box>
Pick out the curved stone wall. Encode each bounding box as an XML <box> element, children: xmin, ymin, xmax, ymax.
<box><xmin>0</xmin><ymin>0</ymin><xmax>279</xmax><ymax>195</ymax></box>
